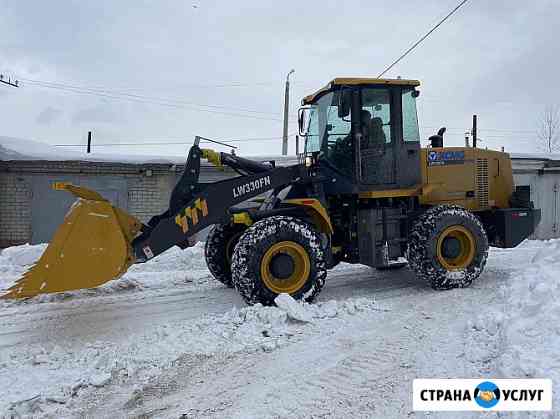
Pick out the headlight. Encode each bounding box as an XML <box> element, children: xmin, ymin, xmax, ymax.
<box><xmin>305</xmin><ymin>156</ymin><xmax>313</xmax><ymax>167</ymax></box>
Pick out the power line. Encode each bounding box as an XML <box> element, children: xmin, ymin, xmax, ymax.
<box><xmin>1</xmin><ymin>71</ymin><xmax>321</xmax><ymax>92</ymax></box>
<box><xmin>0</xmin><ymin>74</ymin><xmax>19</xmax><ymax>88</ymax></box>
<box><xmin>420</xmin><ymin>125</ymin><xmax>537</xmax><ymax>134</ymax></box>
<box><xmin>434</xmin><ymin>132</ymin><xmax>536</xmax><ymax>143</ymax></box>
<box><xmin>21</xmin><ymin>78</ymin><xmax>284</xmax><ymax>117</ymax></box>
<box><xmin>29</xmin><ymin>79</ymin><xmax>283</xmax><ymax>91</ymax></box>
<box><xmin>9</xmin><ymin>75</ymin><xmax>539</xmax><ymax>135</ymax></box>
<box><xmin>55</xmin><ymin>140</ymin><xmax>273</xmax><ymax>147</ymax></box>
<box><xmin>378</xmin><ymin>0</ymin><xmax>470</xmax><ymax>78</ymax></box>
<box><xmin>19</xmin><ymin>79</ymin><xmax>289</xmax><ymax>123</ymax></box>
<box><xmin>53</xmin><ymin>134</ymin><xmax>296</xmax><ymax>147</ymax></box>
<box><xmin>24</xmin><ymin>83</ymin><xmax>282</xmax><ymax>122</ymax></box>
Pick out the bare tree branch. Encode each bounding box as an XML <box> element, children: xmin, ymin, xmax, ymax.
<box><xmin>537</xmin><ymin>105</ymin><xmax>560</xmax><ymax>153</ymax></box>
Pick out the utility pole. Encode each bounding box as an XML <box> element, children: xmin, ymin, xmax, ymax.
<box><xmin>472</xmin><ymin>114</ymin><xmax>477</xmax><ymax>148</ymax></box>
<box><xmin>0</xmin><ymin>74</ymin><xmax>19</xmax><ymax>88</ymax></box>
<box><xmin>87</xmin><ymin>131</ymin><xmax>92</xmax><ymax>153</ymax></box>
<box><xmin>282</xmin><ymin>69</ymin><xmax>295</xmax><ymax>156</ymax></box>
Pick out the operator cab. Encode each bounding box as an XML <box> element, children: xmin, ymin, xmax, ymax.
<box><xmin>298</xmin><ymin>78</ymin><xmax>422</xmax><ymax>192</ymax></box>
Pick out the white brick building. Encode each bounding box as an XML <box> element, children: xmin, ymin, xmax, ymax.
<box><xmin>1</xmin><ymin>145</ymin><xmax>559</xmax><ymax>246</ymax></box>
<box><xmin>0</xmin><ymin>160</ymin><xmax>177</xmax><ymax>246</ymax></box>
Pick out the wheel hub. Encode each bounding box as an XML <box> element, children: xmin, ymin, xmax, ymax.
<box><xmin>269</xmin><ymin>253</ymin><xmax>295</xmax><ymax>279</ymax></box>
<box><xmin>441</xmin><ymin>237</ymin><xmax>461</xmax><ymax>259</ymax></box>
<box><xmin>436</xmin><ymin>225</ymin><xmax>476</xmax><ymax>270</ymax></box>
<box><xmin>260</xmin><ymin>241</ymin><xmax>311</xmax><ymax>294</ymax></box>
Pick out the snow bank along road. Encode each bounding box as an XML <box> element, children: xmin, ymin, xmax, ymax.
<box><xmin>0</xmin><ymin>240</ymin><xmax>558</xmax><ymax>418</ymax></box>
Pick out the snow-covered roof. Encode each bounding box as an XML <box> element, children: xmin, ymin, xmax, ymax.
<box><xmin>0</xmin><ymin>136</ymin><xmax>298</xmax><ymax>166</ymax></box>
<box><xmin>0</xmin><ymin>136</ymin><xmax>188</xmax><ymax>164</ymax></box>
<box><xmin>2</xmin><ymin>136</ymin><xmax>559</xmax><ymax>168</ymax></box>
<box><xmin>509</xmin><ymin>152</ymin><xmax>560</xmax><ymax>161</ymax></box>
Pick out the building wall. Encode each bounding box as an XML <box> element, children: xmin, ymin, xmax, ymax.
<box><xmin>1</xmin><ymin>157</ymin><xmax>559</xmax><ymax>247</ymax></box>
<box><xmin>0</xmin><ymin>160</ymin><xmax>176</xmax><ymax>247</ymax></box>
<box><xmin>127</xmin><ymin>174</ymin><xmax>174</xmax><ymax>223</ymax></box>
<box><xmin>512</xmin><ymin>169</ymin><xmax>560</xmax><ymax>240</ymax></box>
<box><xmin>0</xmin><ymin>173</ymin><xmax>32</xmax><ymax>247</ymax></box>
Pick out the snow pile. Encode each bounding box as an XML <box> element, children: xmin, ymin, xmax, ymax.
<box><xmin>1</xmin><ymin>294</ymin><xmax>375</xmax><ymax>417</ymax></box>
<box><xmin>0</xmin><ymin>243</ymin><xmax>47</xmax><ymax>270</ymax></box>
<box><xmin>500</xmin><ymin>241</ymin><xmax>560</xmax><ymax>382</ymax></box>
<box><xmin>122</xmin><ymin>242</ymin><xmax>212</xmax><ymax>290</ymax></box>
<box><xmin>467</xmin><ymin>239</ymin><xmax>560</xmax><ymax>406</ymax></box>
<box><xmin>0</xmin><ymin>243</ymin><xmax>48</xmax><ymax>291</ymax></box>
<box><xmin>0</xmin><ymin>242</ymin><xmax>213</xmax><ymax>299</ymax></box>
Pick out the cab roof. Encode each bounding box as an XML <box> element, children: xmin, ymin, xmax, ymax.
<box><xmin>302</xmin><ymin>77</ymin><xmax>421</xmax><ymax>105</ymax></box>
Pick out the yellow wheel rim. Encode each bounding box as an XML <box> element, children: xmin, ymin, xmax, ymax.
<box><xmin>436</xmin><ymin>225</ymin><xmax>476</xmax><ymax>270</ymax></box>
<box><xmin>260</xmin><ymin>241</ymin><xmax>310</xmax><ymax>294</ymax></box>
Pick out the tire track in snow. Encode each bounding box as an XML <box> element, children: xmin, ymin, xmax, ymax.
<box><xmin>0</xmin><ymin>267</ymin><xmax>419</xmax><ymax>350</ymax></box>
<box><xmin>95</xmin><ymin>310</ymin><xmax>418</xmax><ymax>419</ymax></box>
<box><xmin>81</xmin><ymin>313</ymin><xmax>413</xmax><ymax>418</ymax></box>
<box><xmin>118</xmin><ymin>267</ymin><xmax>516</xmax><ymax>418</ymax></box>
<box><xmin>0</xmin><ymin>243</ymin><xmax>546</xmax><ymax>418</ymax></box>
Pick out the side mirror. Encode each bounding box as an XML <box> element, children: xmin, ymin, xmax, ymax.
<box><xmin>298</xmin><ymin>108</ymin><xmax>305</xmax><ymax>135</ymax></box>
<box><xmin>411</xmin><ymin>90</ymin><xmax>420</xmax><ymax>98</ymax></box>
<box><xmin>337</xmin><ymin>89</ymin><xmax>351</xmax><ymax>118</ymax></box>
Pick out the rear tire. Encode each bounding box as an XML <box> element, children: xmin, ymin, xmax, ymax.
<box><xmin>406</xmin><ymin>205</ymin><xmax>488</xmax><ymax>290</ymax></box>
<box><xmin>231</xmin><ymin>216</ymin><xmax>327</xmax><ymax>305</ymax></box>
<box><xmin>205</xmin><ymin>223</ymin><xmax>246</xmax><ymax>288</ymax></box>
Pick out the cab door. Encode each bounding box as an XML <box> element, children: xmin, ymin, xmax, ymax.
<box><xmin>396</xmin><ymin>87</ymin><xmax>422</xmax><ymax>188</ymax></box>
<box><xmin>358</xmin><ymin>86</ymin><xmax>421</xmax><ymax>189</ymax></box>
<box><xmin>358</xmin><ymin>87</ymin><xmax>396</xmax><ymax>186</ymax></box>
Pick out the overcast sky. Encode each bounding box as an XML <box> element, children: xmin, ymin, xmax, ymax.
<box><xmin>1</xmin><ymin>0</ymin><xmax>559</xmax><ymax>157</ymax></box>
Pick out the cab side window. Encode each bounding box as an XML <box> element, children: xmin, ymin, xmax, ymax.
<box><xmin>361</xmin><ymin>88</ymin><xmax>392</xmax><ymax>148</ymax></box>
<box><xmin>323</xmin><ymin>91</ymin><xmax>352</xmax><ymax>176</ymax></box>
<box><xmin>402</xmin><ymin>89</ymin><xmax>420</xmax><ymax>142</ymax></box>
<box><xmin>359</xmin><ymin>88</ymin><xmax>393</xmax><ymax>184</ymax></box>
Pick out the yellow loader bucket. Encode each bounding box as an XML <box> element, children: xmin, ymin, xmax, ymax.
<box><xmin>2</xmin><ymin>183</ymin><xmax>143</xmax><ymax>299</ymax></box>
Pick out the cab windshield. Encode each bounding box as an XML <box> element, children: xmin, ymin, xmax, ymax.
<box><xmin>304</xmin><ymin>91</ymin><xmax>352</xmax><ymax>175</ymax></box>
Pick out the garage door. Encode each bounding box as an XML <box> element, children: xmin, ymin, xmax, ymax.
<box><xmin>30</xmin><ymin>175</ymin><xmax>128</xmax><ymax>244</ymax></box>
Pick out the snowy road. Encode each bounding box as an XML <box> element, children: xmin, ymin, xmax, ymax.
<box><xmin>0</xmin><ymin>241</ymin><xmax>557</xmax><ymax>418</ymax></box>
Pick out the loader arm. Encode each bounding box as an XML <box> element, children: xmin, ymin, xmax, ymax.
<box><xmin>2</xmin><ymin>141</ymin><xmax>305</xmax><ymax>299</ymax></box>
<box><xmin>132</xmin><ymin>144</ymin><xmax>304</xmax><ymax>262</ymax></box>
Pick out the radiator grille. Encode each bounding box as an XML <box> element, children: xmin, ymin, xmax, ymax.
<box><xmin>476</xmin><ymin>158</ymin><xmax>489</xmax><ymax>208</ymax></box>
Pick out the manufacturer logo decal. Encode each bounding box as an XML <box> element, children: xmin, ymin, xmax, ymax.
<box><xmin>428</xmin><ymin>150</ymin><xmax>465</xmax><ymax>166</ymax></box>
<box><xmin>175</xmin><ymin>198</ymin><xmax>209</xmax><ymax>233</ymax></box>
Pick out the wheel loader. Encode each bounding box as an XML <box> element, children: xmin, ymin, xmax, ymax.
<box><xmin>3</xmin><ymin>78</ymin><xmax>541</xmax><ymax>305</ymax></box>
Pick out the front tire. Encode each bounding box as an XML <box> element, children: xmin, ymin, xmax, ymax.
<box><xmin>231</xmin><ymin>216</ymin><xmax>327</xmax><ymax>305</ymax></box>
<box><xmin>406</xmin><ymin>205</ymin><xmax>488</xmax><ymax>290</ymax></box>
<box><xmin>205</xmin><ymin>223</ymin><xmax>246</xmax><ymax>287</ymax></box>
